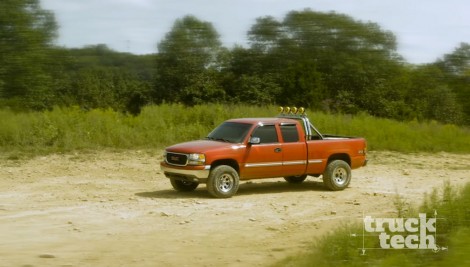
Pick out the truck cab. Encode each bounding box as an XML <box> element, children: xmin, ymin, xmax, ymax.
<box><xmin>160</xmin><ymin>107</ymin><xmax>367</xmax><ymax>198</ymax></box>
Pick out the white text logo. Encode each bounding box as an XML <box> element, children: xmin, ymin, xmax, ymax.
<box><xmin>363</xmin><ymin>213</ymin><xmax>438</xmax><ymax>250</ymax></box>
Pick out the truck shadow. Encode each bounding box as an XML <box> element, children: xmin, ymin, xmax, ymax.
<box><xmin>136</xmin><ymin>189</ymin><xmax>209</xmax><ymax>199</ymax></box>
<box><xmin>237</xmin><ymin>180</ymin><xmax>326</xmax><ymax>196</ymax></box>
<box><xmin>136</xmin><ymin>180</ymin><xmax>327</xmax><ymax>199</ymax></box>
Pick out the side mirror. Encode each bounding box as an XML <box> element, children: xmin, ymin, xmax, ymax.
<box><xmin>249</xmin><ymin>137</ymin><xmax>261</xmax><ymax>144</ymax></box>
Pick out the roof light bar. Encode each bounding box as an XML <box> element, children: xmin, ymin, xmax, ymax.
<box><xmin>278</xmin><ymin>106</ymin><xmax>306</xmax><ymax>116</ymax></box>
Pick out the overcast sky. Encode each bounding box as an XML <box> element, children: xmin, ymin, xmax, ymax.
<box><xmin>41</xmin><ymin>0</ymin><xmax>469</xmax><ymax>64</ymax></box>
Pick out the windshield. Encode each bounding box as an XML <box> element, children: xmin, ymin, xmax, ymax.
<box><xmin>206</xmin><ymin>122</ymin><xmax>252</xmax><ymax>143</ymax></box>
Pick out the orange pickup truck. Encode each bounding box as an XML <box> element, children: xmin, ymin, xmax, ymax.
<box><xmin>160</xmin><ymin>107</ymin><xmax>367</xmax><ymax>198</ymax></box>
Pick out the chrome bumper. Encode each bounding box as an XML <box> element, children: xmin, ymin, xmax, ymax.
<box><xmin>160</xmin><ymin>164</ymin><xmax>211</xmax><ymax>182</ymax></box>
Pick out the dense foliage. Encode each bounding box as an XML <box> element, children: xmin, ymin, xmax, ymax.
<box><xmin>0</xmin><ymin>2</ymin><xmax>469</xmax><ymax>125</ymax></box>
<box><xmin>1</xmin><ymin>104</ymin><xmax>469</xmax><ymax>155</ymax></box>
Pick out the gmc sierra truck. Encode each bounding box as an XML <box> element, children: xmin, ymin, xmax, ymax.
<box><xmin>160</xmin><ymin>107</ymin><xmax>367</xmax><ymax>198</ymax></box>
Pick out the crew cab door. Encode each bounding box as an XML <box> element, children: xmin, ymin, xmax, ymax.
<box><xmin>279</xmin><ymin>123</ymin><xmax>307</xmax><ymax>176</ymax></box>
<box><xmin>242</xmin><ymin>124</ymin><xmax>283</xmax><ymax>179</ymax></box>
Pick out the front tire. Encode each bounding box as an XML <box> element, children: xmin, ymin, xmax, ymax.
<box><xmin>207</xmin><ymin>165</ymin><xmax>240</xmax><ymax>198</ymax></box>
<box><xmin>322</xmin><ymin>160</ymin><xmax>351</xmax><ymax>191</ymax></box>
<box><xmin>170</xmin><ymin>179</ymin><xmax>199</xmax><ymax>192</ymax></box>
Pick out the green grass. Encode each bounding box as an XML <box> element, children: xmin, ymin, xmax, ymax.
<box><xmin>273</xmin><ymin>182</ymin><xmax>470</xmax><ymax>267</ymax></box>
<box><xmin>310</xmin><ymin>112</ymin><xmax>470</xmax><ymax>152</ymax></box>
<box><xmin>0</xmin><ymin>104</ymin><xmax>469</xmax><ymax>155</ymax></box>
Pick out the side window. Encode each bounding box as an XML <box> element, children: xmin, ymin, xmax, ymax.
<box><xmin>252</xmin><ymin>125</ymin><xmax>278</xmax><ymax>144</ymax></box>
<box><xmin>280</xmin><ymin>124</ymin><xmax>299</xmax><ymax>142</ymax></box>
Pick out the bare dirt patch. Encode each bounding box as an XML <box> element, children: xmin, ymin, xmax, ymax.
<box><xmin>1</xmin><ymin>151</ymin><xmax>469</xmax><ymax>267</ymax></box>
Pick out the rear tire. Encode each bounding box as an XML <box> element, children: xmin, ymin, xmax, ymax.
<box><xmin>207</xmin><ymin>165</ymin><xmax>239</xmax><ymax>198</ymax></box>
<box><xmin>170</xmin><ymin>179</ymin><xmax>199</xmax><ymax>192</ymax></box>
<box><xmin>284</xmin><ymin>175</ymin><xmax>307</xmax><ymax>184</ymax></box>
<box><xmin>322</xmin><ymin>160</ymin><xmax>351</xmax><ymax>191</ymax></box>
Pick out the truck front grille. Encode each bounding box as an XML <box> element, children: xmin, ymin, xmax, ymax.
<box><xmin>166</xmin><ymin>152</ymin><xmax>188</xmax><ymax>166</ymax></box>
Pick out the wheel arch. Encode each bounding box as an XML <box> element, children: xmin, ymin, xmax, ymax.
<box><xmin>211</xmin><ymin>159</ymin><xmax>239</xmax><ymax>173</ymax></box>
<box><xmin>327</xmin><ymin>153</ymin><xmax>351</xmax><ymax>166</ymax></box>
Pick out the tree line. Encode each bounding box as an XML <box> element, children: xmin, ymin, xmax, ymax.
<box><xmin>1</xmin><ymin>0</ymin><xmax>469</xmax><ymax>124</ymax></box>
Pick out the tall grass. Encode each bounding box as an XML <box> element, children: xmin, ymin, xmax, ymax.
<box><xmin>310</xmin><ymin>112</ymin><xmax>470</xmax><ymax>152</ymax></box>
<box><xmin>0</xmin><ymin>104</ymin><xmax>469</xmax><ymax>154</ymax></box>
<box><xmin>274</xmin><ymin>182</ymin><xmax>470</xmax><ymax>267</ymax></box>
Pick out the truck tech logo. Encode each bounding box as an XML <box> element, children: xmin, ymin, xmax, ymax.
<box><xmin>356</xmin><ymin>211</ymin><xmax>447</xmax><ymax>254</ymax></box>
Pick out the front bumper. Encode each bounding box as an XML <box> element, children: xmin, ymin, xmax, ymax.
<box><xmin>160</xmin><ymin>162</ymin><xmax>211</xmax><ymax>183</ymax></box>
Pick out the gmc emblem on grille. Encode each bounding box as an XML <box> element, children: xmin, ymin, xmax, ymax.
<box><xmin>170</xmin><ymin>156</ymin><xmax>180</xmax><ymax>161</ymax></box>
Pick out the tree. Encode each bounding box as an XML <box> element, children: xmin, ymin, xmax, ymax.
<box><xmin>229</xmin><ymin>74</ymin><xmax>281</xmax><ymax>105</ymax></box>
<box><xmin>435</xmin><ymin>43</ymin><xmax>470</xmax><ymax>124</ymax></box>
<box><xmin>406</xmin><ymin>65</ymin><xmax>463</xmax><ymax>124</ymax></box>
<box><xmin>45</xmin><ymin>45</ymin><xmax>153</xmax><ymax>114</ymax></box>
<box><xmin>245</xmin><ymin>9</ymin><xmax>402</xmax><ymax>112</ymax></box>
<box><xmin>248</xmin><ymin>16</ymin><xmax>284</xmax><ymax>54</ymax></box>
<box><xmin>437</xmin><ymin>43</ymin><xmax>470</xmax><ymax>76</ymax></box>
<box><xmin>0</xmin><ymin>0</ymin><xmax>58</xmax><ymax>109</ymax></box>
<box><xmin>278</xmin><ymin>60</ymin><xmax>326</xmax><ymax>108</ymax></box>
<box><xmin>154</xmin><ymin>15</ymin><xmax>224</xmax><ymax>104</ymax></box>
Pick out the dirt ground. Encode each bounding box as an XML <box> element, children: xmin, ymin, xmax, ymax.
<box><xmin>0</xmin><ymin>150</ymin><xmax>469</xmax><ymax>267</ymax></box>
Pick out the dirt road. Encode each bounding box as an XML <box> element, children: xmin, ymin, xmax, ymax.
<box><xmin>0</xmin><ymin>151</ymin><xmax>469</xmax><ymax>267</ymax></box>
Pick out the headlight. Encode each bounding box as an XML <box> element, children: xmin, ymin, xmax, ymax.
<box><xmin>188</xmin><ymin>153</ymin><xmax>206</xmax><ymax>166</ymax></box>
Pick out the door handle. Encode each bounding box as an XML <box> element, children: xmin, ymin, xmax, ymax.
<box><xmin>274</xmin><ymin>147</ymin><xmax>282</xmax><ymax>153</ymax></box>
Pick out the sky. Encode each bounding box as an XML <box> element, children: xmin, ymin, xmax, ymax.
<box><xmin>40</xmin><ymin>0</ymin><xmax>470</xmax><ymax>64</ymax></box>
